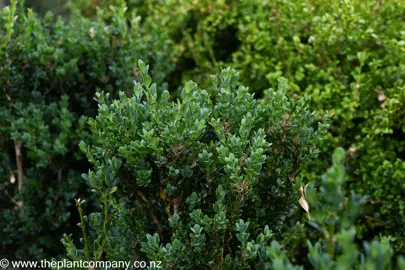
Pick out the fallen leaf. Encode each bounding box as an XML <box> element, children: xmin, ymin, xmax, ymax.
<box><xmin>298</xmin><ymin>185</ymin><xmax>310</xmax><ymax>220</ymax></box>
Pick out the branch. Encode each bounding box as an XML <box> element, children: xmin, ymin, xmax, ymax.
<box><xmin>14</xmin><ymin>140</ymin><xmax>23</xmax><ymax>192</ymax></box>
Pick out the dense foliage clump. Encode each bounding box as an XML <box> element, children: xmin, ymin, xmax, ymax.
<box><xmin>64</xmin><ymin>62</ymin><xmax>330</xmax><ymax>265</ymax></box>
<box><xmin>0</xmin><ymin>0</ymin><xmax>176</xmax><ymax>259</ymax></box>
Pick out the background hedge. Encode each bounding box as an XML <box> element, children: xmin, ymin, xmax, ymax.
<box><xmin>0</xmin><ymin>0</ymin><xmax>176</xmax><ymax>259</ymax></box>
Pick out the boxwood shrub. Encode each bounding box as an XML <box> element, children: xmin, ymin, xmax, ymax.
<box><xmin>64</xmin><ymin>62</ymin><xmax>405</xmax><ymax>269</ymax></box>
<box><xmin>64</xmin><ymin>61</ymin><xmax>331</xmax><ymax>264</ymax></box>
<box><xmin>0</xmin><ymin>0</ymin><xmax>176</xmax><ymax>259</ymax></box>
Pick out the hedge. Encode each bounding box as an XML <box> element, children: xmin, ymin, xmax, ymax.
<box><xmin>1</xmin><ymin>0</ymin><xmax>405</xmax><ymax>266</ymax></box>
<box><xmin>0</xmin><ymin>0</ymin><xmax>176</xmax><ymax>259</ymax></box>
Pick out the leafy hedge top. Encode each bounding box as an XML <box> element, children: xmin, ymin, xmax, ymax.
<box><xmin>81</xmin><ymin>61</ymin><xmax>330</xmax><ymax>229</ymax></box>
<box><xmin>67</xmin><ymin>61</ymin><xmax>330</xmax><ymax>266</ymax></box>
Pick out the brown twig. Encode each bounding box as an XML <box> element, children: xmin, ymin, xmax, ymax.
<box><xmin>14</xmin><ymin>140</ymin><xmax>23</xmax><ymax>192</ymax></box>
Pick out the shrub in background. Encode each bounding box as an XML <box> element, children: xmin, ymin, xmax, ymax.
<box><xmin>0</xmin><ymin>0</ymin><xmax>176</xmax><ymax>259</ymax></box>
<box><xmin>63</xmin><ymin>62</ymin><xmax>331</xmax><ymax>266</ymax></box>
<box><xmin>1</xmin><ymin>0</ymin><xmax>69</xmax><ymax>15</ymax></box>
<box><xmin>71</xmin><ymin>0</ymin><xmax>405</xmax><ymax>248</ymax></box>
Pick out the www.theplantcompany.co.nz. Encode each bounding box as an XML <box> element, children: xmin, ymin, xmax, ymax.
<box><xmin>0</xmin><ymin>258</ymin><xmax>162</xmax><ymax>269</ymax></box>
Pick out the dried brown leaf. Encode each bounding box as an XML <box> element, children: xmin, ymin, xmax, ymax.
<box><xmin>298</xmin><ymin>185</ymin><xmax>310</xmax><ymax>220</ymax></box>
